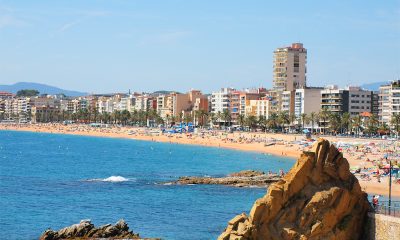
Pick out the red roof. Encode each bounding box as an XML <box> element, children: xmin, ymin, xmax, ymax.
<box><xmin>360</xmin><ymin>112</ymin><xmax>372</xmax><ymax>117</ymax></box>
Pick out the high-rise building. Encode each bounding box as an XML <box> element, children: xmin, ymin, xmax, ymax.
<box><xmin>379</xmin><ymin>80</ymin><xmax>400</xmax><ymax>125</ymax></box>
<box><xmin>273</xmin><ymin>43</ymin><xmax>307</xmax><ymax>92</ymax></box>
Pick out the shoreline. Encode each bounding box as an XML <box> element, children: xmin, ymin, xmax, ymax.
<box><xmin>1</xmin><ymin>123</ymin><xmax>399</xmax><ymax>198</ymax></box>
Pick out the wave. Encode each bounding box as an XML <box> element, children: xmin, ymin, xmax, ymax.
<box><xmin>85</xmin><ymin>176</ymin><xmax>133</xmax><ymax>183</ymax></box>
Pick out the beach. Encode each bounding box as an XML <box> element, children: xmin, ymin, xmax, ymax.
<box><xmin>1</xmin><ymin>123</ymin><xmax>399</xmax><ymax>198</ymax></box>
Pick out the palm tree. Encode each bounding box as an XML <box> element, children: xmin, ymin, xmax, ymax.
<box><xmin>319</xmin><ymin>108</ymin><xmax>329</xmax><ymax>134</ymax></box>
<box><xmin>341</xmin><ymin>112</ymin><xmax>351</xmax><ymax>134</ymax></box>
<box><xmin>278</xmin><ymin>111</ymin><xmax>290</xmax><ymax>132</ymax></box>
<box><xmin>237</xmin><ymin>114</ymin><xmax>246</xmax><ymax>129</ymax></box>
<box><xmin>366</xmin><ymin>114</ymin><xmax>379</xmax><ymax>135</ymax></box>
<box><xmin>183</xmin><ymin>113</ymin><xmax>192</xmax><ymax>124</ymax></box>
<box><xmin>378</xmin><ymin>123</ymin><xmax>390</xmax><ymax>136</ymax></box>
<box><xmin>222</xmin><ymin>109</ymin><xmax>231</xmax><ymax>128</ymax></box>
<box><xmin>309</xmin><ymin>112</ymin><xmax>317</xmax><ymax>134</ymax></box>
<box><xmin>352</xmin><ymin>115</ymin><xmax>362</xmax><ymax>137</ymax></box>
<box><xmin>198</xmin><ymin>109</ymin><xmax>208</xmax><ymax>127</ymax></box>
<box><xmin>120</xmin><ymin>110</ymin><xmax>131</xmax><ymax>125</ymax></box>
<box><xmin>390</xmin><ymin>113</ymin><xmax>400</xmax><ymax>136</ymax></box>
<box><xmin>267</xmin><ymin>112</ymin><xmax>278</xmax><ymax>131</ymax></box>
<box><xmin>300</xmin><ymin>113</ymin><xmax>308</xmax><ymax>130</ymax></box>
<box><xmin>328</xmin><ymin>113</ymin><xmax>341</xmax><ymax>135</ymax></box>
<box><xmin>245</xmin><ymin>115</ymin><xmax>257</xmax><ymax>131</ymax></box>
<box><xmin>258</xmin><ymin>115</ymin><xmax>267</xmax><ymax>131</ymax></box>
<box><xmin>209</xmin><ymin>112</ymin><xmax>217</xmax><ymax>128</ymax></box>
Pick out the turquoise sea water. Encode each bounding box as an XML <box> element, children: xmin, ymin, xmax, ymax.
<box><xmin>0</xmin><ymin>130</ymin><xmax>294</xmax><ymax>240</ymax></box>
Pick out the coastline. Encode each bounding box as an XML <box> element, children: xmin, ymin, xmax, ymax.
<box><xmin>1</xmin><ymin>123</ymin><xmax>399</xmax><ymax>198</ymax></box>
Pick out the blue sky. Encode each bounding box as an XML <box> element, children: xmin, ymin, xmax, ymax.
<box><xmin>0</xmin><ymin>0</ymin><xmax>399</xmax><ymax>93</ymax></box>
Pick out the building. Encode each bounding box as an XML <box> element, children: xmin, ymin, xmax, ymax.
<box><xmin>255</xmin><ymin>97</ymin><xmax>272</xmax><ymax>118</ymax></box>
<box><xmin>273</xmin><ymin>43</ymin><xmax>307</xmax><ymax>92</ymax></box>
<box><xmin>372</xmin><ymin>91</ymin><xmax>379</xmax><ymax>115</ymax></box>
<box><xmin>294</xmin><ymin>87</ymin><xmax>323</xmax><ymax>119</ymax></box>
<box><xmin>379</xmin><ymin>80</ymin><xmax>400</xmax><ymax>125</ymax></box>
<box><xmin>156</xmin><ymin>95</ymin><xmax>173</xmax><ymax>119</ymax></box>
<box><xmin>0</xmin><ymin>91</ymin><xmax>14</xmax><ymax>99</ymax></box>
<box><xmin>347</xmin><ymin>86</ymin><xmax>373</xmax><ymax>117</ymax></box>
<box><xmin>321</xmin><ymin>85</ymin><xmax>373</xmax><ymax>117</ymax></box>
<box><xmin>3</xmin><ymin>97</ymin><xmax>31</xmax><ymax>122</ymax></box>
<box><xmin>229</xmin><ymin>89</ymin><xmax>260</xmax><ymax>122</ymax></box>
<box><xmin>281</xmin><ymin>90</ymin><xmax>295</xmax><ymax>114</ymax></box>
<box><xmin>321</xmin><ymin>85</ymin><xmax>349</xmax><ymax>115</ymax></box>
<box><xmin>31</xmin><ymin>105</ymin><xmax>60</xmax><ymax>123</ymax></box>
<box><xmin>211</xmin><ymin>88</ymin><xmax>234</xmax><ymax>114</ymax></box>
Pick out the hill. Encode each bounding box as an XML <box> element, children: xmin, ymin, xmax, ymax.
<box><xmin>0</xmin><ymin>82</ymin><xmax>87</xmax><ymax>97</ymax></box>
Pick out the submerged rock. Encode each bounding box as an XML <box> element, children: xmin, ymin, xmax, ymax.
<box><xmin>40</xmin><ymin>219</ymin><xmax>160</xmax><ymax>240</ymax></box>
<box><xmin>218</xmin><ymin>139</ymin><xmax>371</xmax><ymax>240</ymax></box>
<box><xmin>168</xmin><ymin>170</ymin><xmax>280</xmax><ymax>187</ymax></box>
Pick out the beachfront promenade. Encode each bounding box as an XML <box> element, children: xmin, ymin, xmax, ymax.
<box><xmin>1</xmin><ymin>123</ymin><xmax>399</xmax><ymax>198</ymax></box>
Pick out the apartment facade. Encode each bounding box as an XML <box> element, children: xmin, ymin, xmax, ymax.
<box><xmin>273</xmin><ymin>43</ymin><xmax>307</xmax><ymax>92</ymax></box>
<box><xmin>320</xmin><ymin>85</ymin><xmax>349</xmax><ymax>114</ymax></box>
<box><xmin>211</xmin><ymin>88</ymin><xmax>234</xmax><ymax>114</ymax></box>
<box><xmin>379</xmin><ymin>80</ymin><xmax>400</xmax><ymax>125</ymax></box>
<box><xmin>294</xmin><ymin>87</ymin><xmax>323</xmax><ymax>118</ymax></box>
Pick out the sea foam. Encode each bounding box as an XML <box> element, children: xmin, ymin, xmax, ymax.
<box><xmin>86</xmin><ymin>176</ymin><xmax>132</xmax><ymax>183</ymax></box>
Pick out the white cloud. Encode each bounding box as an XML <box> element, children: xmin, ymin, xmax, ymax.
<box><xmin>58</xmin><ymin>19</ymin><xmax>83</xmax><ymax>32</ymax></box>
<box><xmin>0</xmin><ymin>15</ymin><xmax>26</xmax><ymax>29</ymax></box>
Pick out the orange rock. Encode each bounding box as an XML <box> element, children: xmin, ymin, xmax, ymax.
<box><xmin>218</xmin><ymin>139</ymin><xmax>371</xmax><ymax>240</ymax></box>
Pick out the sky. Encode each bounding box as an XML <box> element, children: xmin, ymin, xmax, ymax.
<box><xmin>0</xmin><ymin>0</ymin><xmax>399</xmax><ymax>94</ymax></box>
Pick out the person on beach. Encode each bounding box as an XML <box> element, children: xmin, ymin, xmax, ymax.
<box><xmin>279</xmin><ymin>169</ymin><xmax>285</xmax><ymax>177</ymax></box>
<box><xmin>372</xmin><ymin>195</ymin><xmax>379</xmax><ymax>211</ymax></box>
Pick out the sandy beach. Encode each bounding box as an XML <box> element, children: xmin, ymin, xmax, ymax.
<box><xmin>1</xmin><ymin>123</ymin><xmax>399</xmax><ymax>198</ymax></box>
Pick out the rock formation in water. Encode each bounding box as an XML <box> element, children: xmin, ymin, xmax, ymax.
<box><xmin>168</xmin><ymin>170</ymin><xmax>280</xmax><ymax>187</ymax></box>
<box><xmin>218</xmin><ymin>139</ymin><xmax>371</xmax><ymax>240</ymax></box>
<box><xmin>40</xmin><ymin>219</ymin><xmax>159</xmax><ymax>240</ymax></box>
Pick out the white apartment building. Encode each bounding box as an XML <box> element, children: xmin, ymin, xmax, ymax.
<box><xmin>379</xmin><ymin>80</ymin><xmax>400</xmax><ymax>125</ymax></box>
<box><xmin>255</xmin><ymin>98</ymin><xmax>272</xmax><ymax>118</ymax></box>
<box><xmin>281</xmin><ymin>90</ymin><xmax>294</xmax><ymax>114</ymax></box>
<box><xmin>211</xmin><ymin>88</ymin><xmax>234</xmax><ymax>114</ymax></box>
<box><xmin>157</xmin><ymin>95</ymin><xmax>173</xmax><ymax>119</ymax></box>
<box><xmin>4</xmin><ymin>98</ymin><xmax>31</xmax><ymax>122</ymax></box>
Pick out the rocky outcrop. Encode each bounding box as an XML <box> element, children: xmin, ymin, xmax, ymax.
<box><xmin>40</xmin><ymin>219</ymin><xmax>159</xmax><ymax>240</ymax></box>
<box><xmin>218</xmin><ymin>139</ymin><xmax>371</xmax><ymax>240</ymax></box>
<box><xmin>168</xmin><ymin>170</ymin><xmax>280</xmax><ymax>187</ymax></box>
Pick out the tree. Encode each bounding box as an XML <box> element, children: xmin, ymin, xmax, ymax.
<box><xmin>267</xmin><ymin>112</ymin><xmax>278</xmax><ymax>131</ymax></box>
<box><xmin>328</xmin><ymin>113</ymin><xmax>341</xmax><ymax>134</ymax></box>
<box><xmin>341</xmin><ymin>112</ymin><xmax>351</xmax><ymax>134</ymax></box>
<box><xmin>16</xmin><ymin>89</ymin><xmax>39</xmax><ymax>97</ymax></box>
<box><xmin>222</xmin><ymin>109</ymin><xmax>231</xmax><ymax>128</ymax></box>
<box><xmin>237</xmin><ymin>114</ymin><xmax>246</xmax><ymax>129</ymax></box>
<box><xmin>319</xmin><ymin>108</ymin><xmax>330</xmax><ymax>134</ymax></box>
<box><xmin>209</xmin><ymin>112</ymin><xmax>217</xmax><ymax>127</ymax></box>
<box><xmin>390</xmin><ymin>113</ymin><xmax>400</xmax><ymax>135</ymax></box>
<box><xmin>309</xmin><ymin>112</ymin><xmax>317</xmax><ymax>133</ymax></box>
<box><xmin>198</xmin><ymin>109</ymin><xmax>208</xmax><ymax>127</ymax></box>
<box><xmin>278</xmin><ymin>111</ymin><xmax>290</xmax><ymax>132</ymax></box>
<box><xmin>351</xmin><ymin>115</ymin><xmax>362</xmax><ymax>137</ymax></box>
<box><xmin>245</xmin><ymin>115</ymin><xmax>257</xmax><ymax>131</ymax></box>
<box><xmin>300</xmin><ymin>113</ymin><xmax>309</xmax><ymax>130</ymax></box>
<box><xmin>258</xmin><ymin>115</ymin><xmax>267</xmax><ymax>131</ymax></box>
<box><xmin>120</xmin><ymin>110</ymin><xmax>131</xmax><ymax>125</ymax></box>
<box><xmin>365</xmin><ymin>114</ymin><xmax>379</xmax><ymax>135</ymax></box>
<box><xmin>183</xmin><ymin>113</ymin><xmax>192</xmax><ymax>124</ymax></box>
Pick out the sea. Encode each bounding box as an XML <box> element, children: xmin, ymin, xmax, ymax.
<box><xmin>0</xmin><ymin>130</ymin><xmax>294</xmax><ymax>240</ymax></box>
